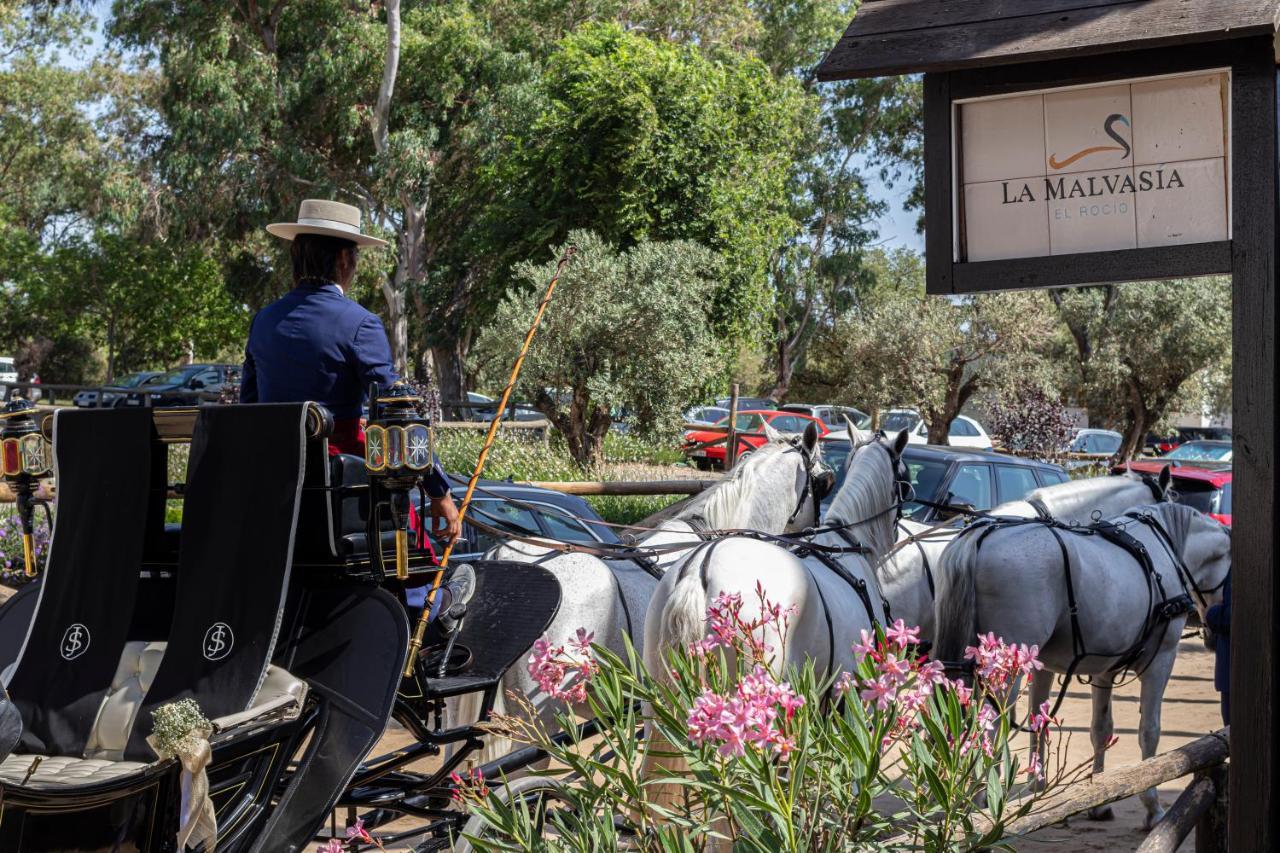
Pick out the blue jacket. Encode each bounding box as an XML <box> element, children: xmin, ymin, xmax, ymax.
<box><xmin>241</xmin><ymin>282</ymin><xmax>449</xmax><ymax>497</ymax></box>
<box><xmin>1204</xmin><ymin>573</ymin><xmax>1231</xmax><ymax>693</ymax></box>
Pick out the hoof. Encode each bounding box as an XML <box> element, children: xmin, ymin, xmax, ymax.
<box><xmin>1142</xmin><ymin>809</ymin><xmax>1166</xmax><ymax>832</ymax></box>
<box><xmin>1087</xmin><ymin>805</ymin><xmax>1115</xmax><ymax>822</ymax></box>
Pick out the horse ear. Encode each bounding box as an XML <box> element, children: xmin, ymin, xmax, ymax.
<box><xmin>761</xmin><ymin>419</ymin><xmax>782</xmax><ymax>442</ymax></box>
<box><xmin>802</xmin><ymin>420</ymin><xmax>819</xmax><ymax>455</ymax></box>
<box><xmin>1159</xmin><ymin>464</ymin><xmax>1172</xmax><ymax>496</ymax></box>
<box><xmin>891</xmin><ymin>427</ymin><xmax>910</xmax><ymax>458</ymax></box>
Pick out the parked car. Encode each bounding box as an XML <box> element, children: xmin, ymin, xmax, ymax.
<box><xmin>72</xmin><ymin>371</ymin><xmax>161</xmax><ymax>408</ymax></box>
<box><xmin>0</xmin><ymin>356</ymin><xmax>15</xmax><ymax>398</ymax></box>
<box><xmin>879</xmin><ymin>409</ymin><xmax>995</xmax><ymax>450</ymax></box>
<box><xmin>1144</xmin><ymin>431</ymin><xmax>1179</xmax><ymax>455</ymax></box>
<box><xmin>1068</xmin><ymin>428</ymin><xmax>1123</xmax><ymax>455</ymax></box>
<box><xmin>819</xmin><ymin>437</ymin><xmax>1068</xmax><ymax>520</ymax></box>
<box><xmin>406</xmin><ymin>479</ymin><xmax>621</xmax><ymax>606</ymax></box>
<box><xmin>779</xmin><ymin>403</ymin><xmax>871</xmax><ymax>431</ymax></box>
<box><xmin>1117</xmin><ymin>460</ymin><xmax>1232</xmax><ymax>527</ymax></box>
<box><xmin>1177</xmin><ymin>426</ymin><xmax>1232</xmax><ymax>443</ymax></box>
<box><xmin>1163</xmin><ymin>439</ymin><xmax>1233</xmax><ymax>464</ymax></box>
<box><xmin>683</xmin><ymin>409</ymin><xmax>828</xmax><ymax>470</ymax></box>
<box><xmin>122</xmin><ymin>363</ymin><xmax>239</xmax><ymax>408</ymax></box>
<box><xmin>714</xmin><ymin>396</ymin><xmax>777</xmax><ymax>411</ymax></box>
<box><xmin>467</xmin><ymin>391</ymin><xmax>544</xmax><ymax>423</ymax></box>
<box><xmin>684</xmin><ymin>405</ymin><xmax>731</xmax><ymax>426</ymax></box>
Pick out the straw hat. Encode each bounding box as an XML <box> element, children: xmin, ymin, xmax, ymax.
<box><xmin>266</xmin><ymin>199</ymin><xmax>388</xmax><ymax>247</ymax></box>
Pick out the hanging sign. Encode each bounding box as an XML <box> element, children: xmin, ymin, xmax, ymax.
<box><xmin>956</xmin><ymin>70</ymin><xmax>1230</xmax><ymax>263</ymax></box>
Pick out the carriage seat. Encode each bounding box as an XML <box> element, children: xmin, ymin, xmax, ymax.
<box><xmin>0</xmin><ymin>641</ymin><xmax>306</xmax><ymax>788</ymax></box>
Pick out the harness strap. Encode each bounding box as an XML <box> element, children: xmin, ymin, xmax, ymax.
<box><xmin>800</xmin><ymin>546</ymin><xmax>885</xmax><ymax>629</ymax></box>
<box><xmin>799</xmin><ymin>561</ymin><xmax>836</xmax><ymax>676</ymax></box>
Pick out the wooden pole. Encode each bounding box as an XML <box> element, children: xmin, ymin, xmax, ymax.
<box><xmin>1136</xmin><ymin>773</ymin><xmax>1217</xmax><ymax>853</ymax></box>
<box><xmin>522</xmin><ymin>479</ymin><xmax>717</xmax><ymax>496</ymax></box>
<box><xmin>726</xmin><ymin>383</ymin><xmax>739</xmax><ymax>469</ymax></box>
<box><xmin>1195</xmin><ymin>763</ymin><xmax>1230</xmax><ymax>853</ymax></box>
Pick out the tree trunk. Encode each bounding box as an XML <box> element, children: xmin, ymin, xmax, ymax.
<box><xmin>430</xmin><ymin>343</ymin><xmax>466</xmax><ymax>417</ymax></box>
<box><xmin>372</xmin><ymin>0</ymin><xmax>412</xmax><ymax>374</ymax></box>
<box><xmin>106</xmin><ymin>312</ymin><xmax>116</xmax><ymax>384</ymax></box>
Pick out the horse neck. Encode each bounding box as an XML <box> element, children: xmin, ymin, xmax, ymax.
<box><xmin>674</xmin><ymin>444</ymin><xmax>799</xmax><ymax>533</ymax></box>
<box><xmin>1021</xmin><ymin>478</ymin><xmax>1152</xmax><ymax>526</ymax></box>
<box><xmin>824</xmin><ymin>446</ymin><xmax>894</xmax><ymax>559</ymax></box>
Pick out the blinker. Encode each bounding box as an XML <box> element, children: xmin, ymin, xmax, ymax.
<box><xmin>364</xmin><ymin>382</ymin><xmax>435</xmax><ymax>581</ymax></box>
<box><xmin>0</xmin><ymin>398</ymin><xmax>51</xmax><ymax>576</ymax></box>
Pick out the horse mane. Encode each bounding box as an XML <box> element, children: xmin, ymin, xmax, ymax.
<box><xmin>675</xmin><ymin>439</ymin><xmax>799</xmax><ymax>532</ymax></box>
<box><xmin>825</xmin><ymin>440</ymin><xmax>896</xmax><ymax>559</ymax></box>
<box><xmin>1135</xmin><ymin>501</ymin><xmax>1195</xmax><ymax>559</ymax></box>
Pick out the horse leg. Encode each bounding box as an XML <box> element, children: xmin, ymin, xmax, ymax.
<box><xmin>1027</xmin><ymin>669</ymin><xmax>1053</xmax><ymax>793</ymax></box>
<box><xmin>1136</xmin><ymin>649</ymin><xmax>1177</xmax><ymax>830</ymax></box>
<box><xmin>1086</xmin><ymin>675</ymin><xmax>1117</xmax><ymax>821</ymax></box>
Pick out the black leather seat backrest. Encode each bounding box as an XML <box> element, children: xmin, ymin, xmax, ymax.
<box><xmin>9</xmin><ymin>408</ymin><xmax>162</xmax><ymax>756</ymax></box>
<box><xmin>125</xmin><ymin>403</ymin><xmax>308</xmax><ymax>760</ymax></box>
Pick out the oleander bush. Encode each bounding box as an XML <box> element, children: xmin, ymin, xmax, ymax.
<box><xmin>456</xmin><ymin>589</ymin><xmax>1080</xmax><ymax>852</ymax></box>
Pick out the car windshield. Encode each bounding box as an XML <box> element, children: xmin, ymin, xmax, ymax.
<box><xmin>1167</xmin><ymin>442</ymin><xmax>1232</xmax><ymax>462</ymax></box>
<box><xmin>880</xmin><ymin>412</ymin><xmax>920</xmax><ymax>432</ymax></box>
<box><xmin>715</xmin><ymin>413</ymin><xmax>765</xmax><ymax>431</ymax></box>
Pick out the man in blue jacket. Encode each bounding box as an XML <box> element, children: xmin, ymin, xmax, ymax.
<box><xmin>243</xmin><ymin>199</ymin><xmax>462</xmax><ymax>548</ymax></box>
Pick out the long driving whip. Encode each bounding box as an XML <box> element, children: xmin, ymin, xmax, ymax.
<box><xmin>404</xmin><ymin>245</ymin><xmax>577</xmax><ymax>678</ymax></box>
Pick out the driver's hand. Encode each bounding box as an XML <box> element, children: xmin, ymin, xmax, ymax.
<box><xmin>430</xmin><ymin>494</ymin><xmax>462</xmax><ymax>544</ymax></box>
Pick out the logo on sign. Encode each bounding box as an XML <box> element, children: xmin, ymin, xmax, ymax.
<box><xmin>203</xmin><ymin>622</ymin><xmax>234</xmax><ymax>661</ymax></box>
<box><xmin>60</xmin><ymin>623</ymin><xmax>90</xmax><ymax>660</ymax></box>
<box><xmin>1049</xmin><ymin>113</ymin><xmax>1132</xmax><ymax>170</ymax></box>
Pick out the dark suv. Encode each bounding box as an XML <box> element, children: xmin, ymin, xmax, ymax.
<box><xmin>819</xmin><ymin>438</ymin><xmax>1069</xmax><ymax>521</ymax></box>
<box><xmin>123</xmin><ymin>364</ymin><xmax>240</xmax><ymax>408</ymax></box>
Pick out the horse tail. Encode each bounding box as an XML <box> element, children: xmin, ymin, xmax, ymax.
<box><xmin>933</xmin><ymin>528</ymin><xmax>983</xmax><ymax>664</ymax></box>
<box><xmin>660</xmin><ymin>558</ymin><xmax>709</xmax><ymax>658</ymax></box>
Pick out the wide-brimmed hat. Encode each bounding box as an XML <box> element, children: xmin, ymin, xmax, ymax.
<box><xmin>266</xmin><ymin>199</ymin><xmax>389</xmax><ymax>247</ymax></box>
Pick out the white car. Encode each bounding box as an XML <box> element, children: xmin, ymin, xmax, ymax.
<box><xmin>879</xmin><ymin>409</ymin><xmax>994</xmax><ymax>450</ymax></box>
<box><xmin>0</xmin><ymin>356</ymin><xmax>16</xmax><ymax>397</ymax></box>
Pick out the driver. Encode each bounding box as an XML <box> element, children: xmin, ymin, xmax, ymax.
<box><xmin>241</xmin><ymin>199</ymin><xmax>464</xmax><ymax>556</ymax></box>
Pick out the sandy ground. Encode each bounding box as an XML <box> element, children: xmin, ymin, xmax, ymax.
<box><xmin>362</xmin><ymin>634</ymin><xmax>1224</xmax><ymax>851</ymax></box>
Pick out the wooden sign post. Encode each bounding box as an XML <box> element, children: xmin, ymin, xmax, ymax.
<box><xmin>817</xmin><ymin>2</ymin><xmax>1278</xmax><ymax>848</ymax></box>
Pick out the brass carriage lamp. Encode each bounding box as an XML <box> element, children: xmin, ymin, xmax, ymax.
<box><xmin>365</xmin><ymin>381</ymin><xmax>435</xmax><ymax>580</ymax></box>
<box><xmin>0</xmin><ymin>398</ymin><xmax>51</xmax><ymax>577</ymax></box>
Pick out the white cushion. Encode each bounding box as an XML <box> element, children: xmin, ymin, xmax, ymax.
<box><xmin>85</xmin><ymin>641</ymin><xmax>306</xmax><ymax>761</ymax></box>
<box><xmin>0</xmin><ymin>754</ymin><xmax>149</xmax><ymax>788</ymax></box>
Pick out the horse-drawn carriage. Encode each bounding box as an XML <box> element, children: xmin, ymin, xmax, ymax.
<box><xmin>0</xmin><ymin>397</ymin><xmax>567</xmax><ymax>851</ymax></box>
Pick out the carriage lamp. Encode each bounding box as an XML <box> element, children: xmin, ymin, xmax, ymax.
<box><xmin>365</xmin><ymin>381</ymin><xmax>435</xmax><ymax>580</ymax></box>
<box><xmin>1</xmin><ymin>398</ymin><xmax>51</xmax><ymax>577</ymax></box>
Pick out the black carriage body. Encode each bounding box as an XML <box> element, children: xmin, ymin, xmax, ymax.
<box><xmin>0</xmin><ymin>404</ymin><xmax>561</xmax><ymax>852</ymax></box>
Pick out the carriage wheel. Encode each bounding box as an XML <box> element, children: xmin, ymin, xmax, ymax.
<box><xmin>454</xmin><ymin>776</ymin><xmax>575</xmax><ymax>852</ymax></box>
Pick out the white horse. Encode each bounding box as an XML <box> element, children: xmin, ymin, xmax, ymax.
<box><xmin>881</xmin><ymin>468</ymin><xmax>1171</xmax><ymax>639</ymax></box>
<box><xmin>448</xmin><ymin>423</ymin><xmax>831</xmax><ymax>763</ymax></box>
<box><xmin>932</xmin><ymin>501</ymin><xmax>1230</xmax><ymax>828</ymax></box>
<box><xmin>641</xmin><ymin>427</ymin><xmax>908</xmax><ymax>800</ymax></box>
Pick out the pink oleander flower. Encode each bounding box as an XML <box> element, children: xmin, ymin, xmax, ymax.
<box><xmin>346</xmin><ymin>818</ymin><xmax>375</xmax><ymax>845</ymax></box>
<box><xmin>852</xmin><ymin>628</ymin><xmax>878</xmax><ymax>662</ymax></box>
<box><xmin>1025</xmin><ymin>752</ymin><xmax>1045</xmax><ymax>781</ymax></box>
<box><xmin>1028</xmin><ymin>700</ymin><xmax>1058</xmax><ymax>734</ymax></box>
<box><xmin>859</xmin><ymin>675</ymin><xmax>898</xmax><ymax>711</ymax></box>
<box><xmin>834</xmin><ymin>671</ymin><xmax>856</xmax><ymax>696</ymax></box>
<box><xmin>449</xmin><ymin>767</ymin><xmax>490</xmax><ymax>802</ymax></box>
<box><xmin>949</xmin><ymin>679</ymin><xmax>973</xmax><ymax>707</ymax></box>
<box><xmin>527</xmin><ymin>631</ymin><xmax>599</xmax><ymax>704</ymax></box>
<box><xmin>963</xmin><ymin>634</ymin><xmax>1043</xmax><ymax>691</ymax></box>
<box><xmin>317</xmin><ymin>840</ymin><xmax>344</xmax><ymax>853</ymax></box>
<box><xmin>885</xmin><ymin>619</ymin><xmax>921</xmax><ymax>649</ymax></box>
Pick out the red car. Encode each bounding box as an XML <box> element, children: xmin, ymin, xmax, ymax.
<box><xmin>683</xmin><ymin>410</ymin><xmax>828</xmax><ymax>470</ymax></box>
<box><xmin>1117</xmin><ymin>461</ymin><xmax>1232</xmax><ymax>527</ymax></box>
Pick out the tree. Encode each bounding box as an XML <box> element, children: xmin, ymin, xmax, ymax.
<box><xmin>482</xmin><ymin>23</ymin><xmax>810</xmax><ymax>346</ymax></box>
<box><xmin>1050</xmin><ymin>279</ymin><xmax>1231</xmax><ymax>459</ymax></box>
<box><xmin>805</xmin><ymin>254</ymin><xmax>1057</xmax><ymax>443</ymax></box>
<box><xmin>477</xmin><ymin>231</ymin><xmax>724</xmax><ymax>466</ymax></box>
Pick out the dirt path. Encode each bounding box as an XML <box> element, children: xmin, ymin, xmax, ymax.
<box><xmin>1014</xmin><ymin>634</ymin><xmax>1223</xmax><ymax>851</ymax></box>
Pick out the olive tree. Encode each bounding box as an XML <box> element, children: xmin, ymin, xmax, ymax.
<box><xmin>478</xmin><ymin>231</ymin><xmax>724</xmax><ymax>466</ymax></box>
<box><xmin>804</xmin><ymin>256</ymin><xmax>1057</xmax><ymax>443</ymax></box>
<box><xmin>1051</xmin><ymin>278</ymin><xmax>1231</xmax><ymax>459</ymax></box>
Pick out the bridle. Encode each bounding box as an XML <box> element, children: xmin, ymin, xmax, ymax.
<box><xmin>784</xmin><ymin>439</ymin><xmax>835</xmax><ymax>529</ymax></box>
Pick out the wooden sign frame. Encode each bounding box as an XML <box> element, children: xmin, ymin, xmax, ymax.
<box><xmin>924</xmin><ymin>40</ymin><xmax>1254</xmax><ymax>296</ymax></box>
